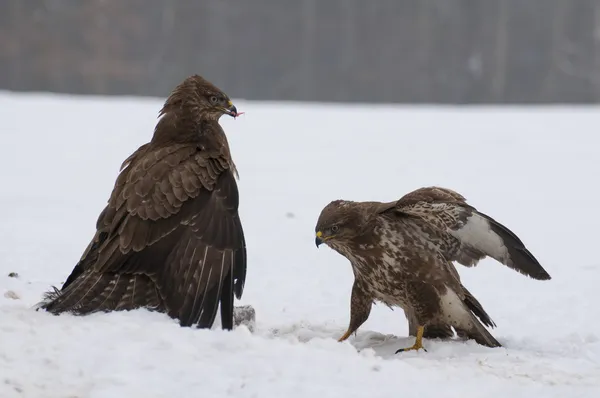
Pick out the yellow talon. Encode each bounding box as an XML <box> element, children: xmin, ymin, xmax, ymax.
<box><xmin>395</xmin><ymin>325</ymin><xmax>427</xmax><ymax>353</ymax></box>
<box><xmin>338</xmin><ymin>329</ymin><xmax>353</xmax><ymax>342</ymax></box>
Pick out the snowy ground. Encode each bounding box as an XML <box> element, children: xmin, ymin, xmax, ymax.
<box><xmin>1</xmin><ymin>91</ymin><xmax>599</xmax><ymax>397</ymax></box>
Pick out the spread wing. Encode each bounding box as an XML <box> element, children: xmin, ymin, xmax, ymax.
<box><xmin>40</xmin><ymin>143</ymin><xmax>247</xmax><ymax>329</ymax></box>
<box><xmin>380</xmin><ymin>186</ymin><xmax>551</xmax><ymax>280</ymax></box>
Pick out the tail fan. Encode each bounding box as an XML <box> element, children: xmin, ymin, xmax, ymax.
<box><xmin>37</xmin><ymin>271</ymin><xmax>163</xmax><ymax>315</ymax></box>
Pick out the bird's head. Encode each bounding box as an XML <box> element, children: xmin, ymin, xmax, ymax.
<box><xmin>160</xmin><ymin>74</ymin><xmax>243</xmax><ymax>122</ymax></box>
<box><xmin>314</xmin><ymin>200</ymin><xmax>365</xmax><ymax>249</ymax></box>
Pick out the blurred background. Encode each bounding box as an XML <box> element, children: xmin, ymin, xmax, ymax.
<box><xmin>2</xmin><ymin>0</ymin><xmax>600</xmax><ymax>104</ymax></box>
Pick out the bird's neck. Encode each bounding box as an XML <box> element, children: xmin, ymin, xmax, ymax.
<box><xmin>150</xmin><ymin>112</ymin><xmax>221</xmax><ymax>147</ymax></box>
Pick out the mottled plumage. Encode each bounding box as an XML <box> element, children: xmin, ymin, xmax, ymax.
<box><xmin>37</xmin><ymin>75</ymin><xmax>247</xmax><ymax>330</ymax></box>
<box><xmin>315</xmin><ymin>186</ymin><xmax>551</xmax><ymax>351</ymax></box>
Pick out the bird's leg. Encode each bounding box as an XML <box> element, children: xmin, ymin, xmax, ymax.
<box><xmin>338</xmin><ymin>328</ymin><xmax>354</xmax><ymax>342</ymax></box>
<box><xmin>395</xmin><ymin>325</ymin><xmax>428</xmax><ymax>354</ymax></box>
<box><xmin>338</xmin><ymin>280</ymin><xmax>372</xmax><ymax>342</ymax></box>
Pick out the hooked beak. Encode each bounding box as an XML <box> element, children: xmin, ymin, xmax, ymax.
<box><xmin>315</xmin><ymin>231</ymin><xmax>324</xmax><ymax>248</ymax></box>
<box><xmin>223</xmin><ymin>100</ymin><xmax>243</xmax><ymax>118</ymax></box>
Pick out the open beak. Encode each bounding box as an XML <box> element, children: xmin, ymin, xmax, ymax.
<box><xmin>223</xmin><ymin>100</ymin><xmax>243</xmax><ymax>118</ymax></box>
<box><xmin>315</xmin><ymin>231</ymin><xmax>323</xmax><ymax>248</ymax></box>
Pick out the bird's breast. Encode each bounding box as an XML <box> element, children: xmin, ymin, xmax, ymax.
<box><xmin>348</xmin><ymin>253</ymin><xmax>410</xmax><ymax>308</ymax></box>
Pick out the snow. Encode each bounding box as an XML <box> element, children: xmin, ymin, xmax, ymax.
<box><xmin>1</xmin><ymin>90</ymin><xmax>600</xmax><ymax>397</ymax></box>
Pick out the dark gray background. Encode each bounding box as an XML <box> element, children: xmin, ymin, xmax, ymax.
<box><xmin>2</xmin><ymin>0</ymin><xmax>600</xmax><ymax>103</ymax></box>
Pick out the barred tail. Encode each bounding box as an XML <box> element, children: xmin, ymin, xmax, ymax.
<box><xmin>37</xmin><ymin>271</ymin><xmax>163</xmax><ymax>315</ymax></box>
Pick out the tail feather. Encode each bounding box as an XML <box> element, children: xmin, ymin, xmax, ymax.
<box><xmin>459</xmin><ymin>285</ymin><xmax>501</xmax><ymax>348</ymax></box>
<box><xmin>117</xmin><ymin>274</ymin><xmax>162</xmax><ymax>310</ymax></box>
<box><xmin>81</xmin><ymin>274</ymin><xmax>128</xmax><ymax>314</ymax></box>
<box><xmin>462</xmin><ymin>285</ymin><xmax>496</xmax><ymax>328</ymax></box>
<box><xmin>411</xmin><ymin>284</ymin><xmax>496</xmax><ymax>339</ymax></box>
<box><xmin>456</xmin><ymin>313</ymin><xmax>502</xmax><ymax>348</ymax></box>
<box><xmin>45</xmin><ymin>271</ymin><xmax>111</xmax><ymax>314</ymax></box>
<box><xmin>438</xmin><ymin>287</ymin><xmax>502</xmax><ymax>348</ymax></box>
<box><xmin>38</xmin><ymin>271</ymin><xmax>163</xmax><ymax>315</ymax></box>
<box><xmin>219</xmin><ymin>267</ymin><xmax>235</xmax><ymax>330</ymax></box>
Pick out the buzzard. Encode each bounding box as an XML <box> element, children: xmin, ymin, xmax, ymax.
<box><xmin>38</xmin><ymin>75</ymin><xmax>247</xmax><ymax>330</ymax></box>
<box><xmin>314</xmin><ymin>186</ymin><xmax>551</xmax><ymax>352</ymax></box>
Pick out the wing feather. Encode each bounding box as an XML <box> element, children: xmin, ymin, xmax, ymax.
<box><xmin>40</xmin><ymin>141</ymin><xmax>247</xmax><ymax>330</ymax></box>
<box><xmin>390</xmin><ymin>186</ymin><xmax>551</xmax><ymax>280</ymax></box>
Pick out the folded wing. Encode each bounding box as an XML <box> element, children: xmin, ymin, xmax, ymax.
<box><xmin>40</xmin><ymin>143</ymin><xmax>247</xmax><ymax>329</ymax></box>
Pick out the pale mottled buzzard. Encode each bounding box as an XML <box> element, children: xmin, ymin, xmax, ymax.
<box><xmin>38</xmin><ymin>75</ymin><xmax>247</xmax><ymax>330</ymax></box>
<box><xmin>315</xmin><ymin>187</ymin><xmax>550</xmax><ymax>352</ymax></box>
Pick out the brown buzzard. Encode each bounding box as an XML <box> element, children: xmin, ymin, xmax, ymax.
<box><xmin>38</xmin><ymin>75</ymin><xmax>247</xmax><ymax>330</ymax></box>
<box><xmin>315</xmin><ymin>186</ymin><xmax>551</xmax><ymax>352</ymax></box>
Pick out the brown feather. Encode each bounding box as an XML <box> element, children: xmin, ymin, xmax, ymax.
<box><xmin>315</xmin><ymin>186</ymin><xmax>548</xmax><ymax>349</ymax></box>
<box><xmin>392</xmin><ymin>187</ymin><xmax>551</xmax><ymax>280</ymax></box>
<box><xmin>38</xmin><ymin>75</ymin><xmax>247</xmax><ymax>330</ymax></box>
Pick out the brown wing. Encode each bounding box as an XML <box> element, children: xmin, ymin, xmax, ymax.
<box><xmin>381</xmin><ymin>186</ymin><xmax>551</xmax><ymax>280</ymax></box>
<box><xmin>40</xmin><ymin>143</ymin><xmax>247</xmax><ymax>329</ymax></box>
<box><xmin>397</xmin><ymin>186</ymin><xmax>467</xmax><ymax>205</ymax></box>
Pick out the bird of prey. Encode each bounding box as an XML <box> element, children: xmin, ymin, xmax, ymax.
<box><xmin>38</xmin><ymin>75</ymin><xmax>247</xmax><ymax>330</ymax></box>
<box><xmin>314</xmin><ymin>186</ymin><xmax>551</xmax><ymax>352</ymax></box>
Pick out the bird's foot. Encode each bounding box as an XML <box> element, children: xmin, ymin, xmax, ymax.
<box><xmin>338</xmin><ymin>329</ymin><xmax>353</xmax><ymax>342</ymax></box>
<box><xmin>395</xmin><ymin>341</ymin><xmax>427</xmax><ymax>354</ymax></box>
<box><xmin>395</xmin><ymin>325</ymin><xmax>427</xmax><ymax>354</ymax></box>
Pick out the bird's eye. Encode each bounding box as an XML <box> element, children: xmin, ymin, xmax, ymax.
<box><xmin>331</xmin><ymin>225</ymin><xmax>339</xmax><ymax>233</ymax></box>
<box><xmin>209</xmin><ymin>96</ymin><xmax>219</xmax><ymax>105</ymax></box>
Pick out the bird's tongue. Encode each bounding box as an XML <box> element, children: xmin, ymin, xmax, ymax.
<box><xmin>232</xmin><ymin>111</ymin><xmax>245</xmax><ymax>119</ymax></box>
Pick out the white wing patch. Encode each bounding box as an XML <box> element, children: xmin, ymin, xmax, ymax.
<box><xmin>449</xmin><ymin>213</ymin><xmax>509</xmax><ymax>262</ymax></box>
